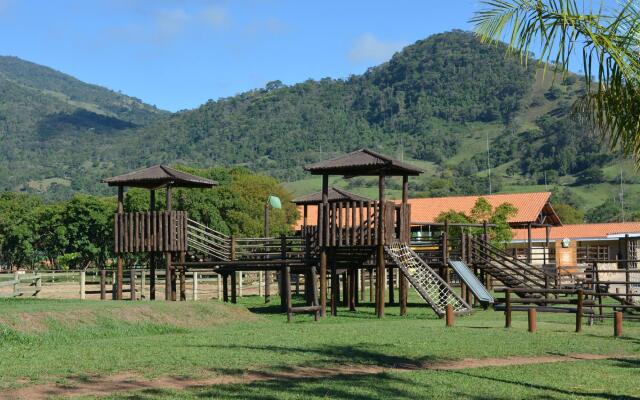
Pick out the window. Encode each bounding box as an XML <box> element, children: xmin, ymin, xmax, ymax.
<box><xmin>578</xmin><ymin>245</ymin><xmax>609</xmax><ymax>262</ymax></box>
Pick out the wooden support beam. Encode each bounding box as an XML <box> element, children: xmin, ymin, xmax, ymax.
<box><xmin>320</xmin><ymin>174</ymin><xmax>328</xmax><ymax>317</ymax></box>
<box><xmin>376</xmin><ymin>175</ymin><xmax>385</xmax><ymax>318</ymax></box>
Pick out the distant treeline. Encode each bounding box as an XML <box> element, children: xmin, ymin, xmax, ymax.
<box><xmin>0</xmin><ymin>167</ymin><xmax>298</xmax><ymax>270</ymax></box>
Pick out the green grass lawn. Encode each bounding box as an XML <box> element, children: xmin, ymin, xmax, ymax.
<box><xmin>1</xmin><ymin>294</ymin><xmax>639</xmax><ymax>399</ymax></box>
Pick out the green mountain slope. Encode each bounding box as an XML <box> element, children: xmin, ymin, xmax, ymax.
<box><xmin>0</xmin><ymin>31</ymin><xmax>635</xmax><ymax>221</ymax></box>
<box><xmin>0</xmin><ymin>56</ymin><xmax>167</xmax><ymax>197</ymax></box>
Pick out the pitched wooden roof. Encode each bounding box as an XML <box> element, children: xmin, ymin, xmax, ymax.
<box><xmin>102</xmin><ymin>165</ymin><xmax>217</xmax><ymax>189</ymax></box>
<box><xmin>403</xmin><ymin>192</ymin><xmax>561</xmax><ymax>226</ymax></box>
<box><xmin>305</xmin><ymin>149</ymin><xmax>423</xmax><ymax>176</ymax></box>
<box><xmin>292</xmin><ymin>187</ymin><xmax>373</xmax><ymax>205</ymax></box>
<box><xmin>512</xmin><ymin>222</ymin><xmax>640</xmax><ymax>241</ymax></box>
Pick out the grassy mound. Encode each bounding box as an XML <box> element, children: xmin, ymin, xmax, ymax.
<box><xmin>0</xmin><ymin>299</ymin><xmax>260</xmax><ymax>334</ymax></box>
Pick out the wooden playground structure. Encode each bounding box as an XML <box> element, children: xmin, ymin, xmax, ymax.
<box><xmin>98</xmin><ymin>151</ymin><xmax>640</xmax><ymax>325</ymax></box>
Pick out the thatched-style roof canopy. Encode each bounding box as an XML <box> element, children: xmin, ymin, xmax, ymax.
<box><xmin>102</xmin><ymin>165</ymin><xmax>217</xmax><ymax>189</ymax></box>
<box><xmin>292</xmin><ymin>187</ymin><xmax>372</xmax><ymax>205</ymax></box>
<box><xmin>305</xmin><ymin>148</ymin><xmax>423</xmax><ymax>176</ymax></box>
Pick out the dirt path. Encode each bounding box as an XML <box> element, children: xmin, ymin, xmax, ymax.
<box><xmin>1</xmin><ymin>353</ymin><xmax>625</xmax><ymax>400</ymax></box>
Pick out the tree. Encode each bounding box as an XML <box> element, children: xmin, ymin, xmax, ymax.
<box><xmin>575</xmin><ymin>166</ymin><xmax>605</xmax><ymax>185</ymax></box>
<box><xmin>435</xmin><ymin>197</ymin><xmax>517</xmax><ymax>246</ymax></box>
<box><xmin>553</xmin><ymin>203</ymin><xmax>585</xmax><ymax>224</ymax></box>
<box><xmin>473</xmin><ymin>0</ymin><xmax>640</xmax><ymax>161</ymax></box>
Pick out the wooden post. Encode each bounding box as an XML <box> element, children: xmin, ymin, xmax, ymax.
<box><xmin>614</xmin><ymin>311</ymin><xmax>623</xmax><ymax>337</ymax></box>
<box><xmin>388</xmin><ymin>266</ymin><xmax>395</xmax><ymax>305</ymax></box>
<box><xmin>330</xmin><ymin>266</ymin><xmax>338</xmax><ymax>316</ymax></box>
<box><xmin>319</xmin><ymin>174</ymin><xmax>329</xmax><ymax>317</ymax></box>
<box><xmin>140</xmin><ymin>269</ymin><xmax>145</xmax><ymax>300</ymax></box>
<box><xmin>280</xmin><ymin>234</ymin><xmax>288</xmax><ymax>312</ymax></box>
<box><xmin>445</xmin><ymin>304</ymin><xmax>454</xmax><ymax>327</ymax></box>
<box><xmin>527</xmin><ymin>222</ymin><xmax>533</xmax><ymax>264</ymax></box>
<box><xmin>285</xmin><ymin>265</ymin><xmax>292</xmax><ymax>322</ymax></box>
<box><xmin>166</xmin><ymin>186</ymin><xmax>176</xmax><ymax>302</ymax></box>
<box><xmin>528</xmin><ymin>308</ymin><xmax>537</xmax><ymax>332</ymax></box>
<box><xmin>192</xmin><ymin>271</ymin><xmax>198</xmax><ymax>301</ymax></box>
<box><xmin>12</xmin><ymin>272</ymin><xmax>19</xmax><ymax>297</ymax></box>
<box><xmin>258</xmin><ymin>271</ymin><xmax>263</xmax><ymax>297</ymax></box>
<box><xmin>80</xmin><ymin>271</ymin><xmax>86</xmax><ymax>300</ymax></box>
<box><xmin>349</xmin><ymin>268</ymin><xmax>356</xmax><ymax>311</ymax></box>
<box><xmin>239</xmin><ymin>271</ymin><xmax>243</xmax><ymax>298</ymax></box>
<box><xmin>376</xmin><ymin>175</ymin><xmax>386</xmax><ymax>318</ymax></box>
<box><xmin>369</xmin><ymin>268</ymin><xmax>374</xmax><ymax>303</ymax></box>
<box><xmin>130</xmin><ymin>269</ymin><xmax>136</xmax><ymax>301</ymax></box>
<box><xmin>264</xmin><ymin>206</ymin><xmax>271</xmax><ymax>304</ymax></box>
<box><xmin>231</xmin><ymin>270</ymin><xmax>237</xmax><ymax>304</ymax></box>
<box><xmin>310</xmin><ymin>265</ymin><xmax>320</xmax><ymax>321</ymax></box>
<box><xmin>360</xmin><ymin>268</ymin><xmax>365</xmax><ymax>302</ymax></box>
<box><xmin>35</xmin><ymin>273</ymin><xmax>41</xmax><ymax>298</ymax></box>
<box><xmin>217</xmin><ymin>273</ymin><xmax>222</xmax><ymax>301</ymax></box>
<box><xmin>149</xmin><ymin>190</ymin><xmax>156</xmax><ymax>301</ymax></box>
<box><xmin>179</xmin><ymin>253</ymin><xmax>186</xmax><ymax>301</ymax></box>
<box><xmin>222</xmin><ymin>273</ymin><xmax>229</xmax><ymax>302</ymax></box>
<box><xmin>100</xmin><ymin>270</ymin><xmax>106</xmax><ymax>300</ymax></box>
<box><xmin>116</xmin><ymin>186</ymin><xmax>124</xmax><ymax>300</ymax></box>
<box><xmin>505</xmin><ymin>290</ymin><xmax>512</xmax><ymax>328</ymax></box>
<box><xmin>576</xmin><ymin>289</ymin><xmax>583</xmax><ymax>333</ymax></box>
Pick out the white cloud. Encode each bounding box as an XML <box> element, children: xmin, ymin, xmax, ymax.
<box><xmin>201</xmin><ymin>5</ymin><xmax>230</xmax><ymax>29</ymax></box>
<box><xmin>154</xmin><ymin>8</ymin><xmax>188</xmax><ymax>41</ymax></box>
<box><xmin>348</xmin><ymin>33</ymin><xmax>405</xmax><ymax>64</ymax></box>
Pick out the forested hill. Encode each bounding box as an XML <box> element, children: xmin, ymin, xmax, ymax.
<box><xmin>0</xmin><ymin>56</ymin><xmax>167</xmax><ymax>197</ymax></box>
<box><xmin>0</xmin><ymin>30</ymin><xmax>634</xmax><ymax>221</ymax></box>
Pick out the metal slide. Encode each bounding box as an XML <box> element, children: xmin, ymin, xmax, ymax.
<box><xmin>448</xmin><ymin>260</ymin><xmax>494</xmax><ymax>304</ymax></box>
<box><xmin>385</xmin><ymin>242</ymin><xmax>472</xmax><ymax>316</ymax></box>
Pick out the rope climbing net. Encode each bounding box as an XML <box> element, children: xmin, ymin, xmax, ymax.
<box><xmin>386</xmin><ymin>242</ymin><xmax>470</xmax><ymax>315</ymax></box>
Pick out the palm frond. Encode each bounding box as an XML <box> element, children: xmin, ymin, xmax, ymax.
<box><xmin>472</xmin><ymin>0</ymin><xmax>640</xmax><ymax>161</ymax></box>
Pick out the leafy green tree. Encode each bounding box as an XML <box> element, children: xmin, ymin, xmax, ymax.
<box><xmin>553</xmin><ymin>203</ymin><xmax>585</xmax><ymax>224</ymax></box>
<box><xmin>435</xmin><ymin>197</ymin><xmax>516</xmax><ymax>246</ymax></box>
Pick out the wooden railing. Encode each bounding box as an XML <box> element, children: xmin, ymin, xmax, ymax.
<box><xmin>315</xmin><ymin>201</ymin><xmax>410</xmax><ymax>247</ymax></box>
<box><xmin>114</xmin><ymin>211</ymin><xmax>187</xmax><ymax>253</ymax></box>
<box><xmin>0</xmin><ymin>272</ymin><xmax>42</xmax><ymax>298</ymax></box>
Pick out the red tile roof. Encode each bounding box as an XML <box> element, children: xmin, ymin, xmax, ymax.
<box><xmin>406</xmin><ymin>192</ymin><xmax>555</xmax><ymax>225</ymax></box>
<box><xmin>293</xmin><ymin>191</ymin><xmax>557</xmax><ymax>230</ymax></box>
<box><xmin>512</xmin><ymin>222</ymin><xmax>640</xmax><ymax>241</ymax></box>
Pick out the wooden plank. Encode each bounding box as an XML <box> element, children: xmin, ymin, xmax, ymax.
<box><xmin>351</xmin><ymin>201</ymin><xmax>357</xmax><ymax>245</ymax></box>
<box><xmin>128</xmin><ymin>212</ymin><xmax>134</xmax><ymax>253</ymax></box>
<box><xmin>330</xmin><ymin>202</ymin><xmax>336</xmax><ymax>247</ymax></box>
<box><xmin>358</xmin><ymin>201</ymin><xmax>364</xmax><ymax>246</ymax></box>
<box><xmin>123</xmin><ymin>213</ymin><xmax>129</xmax><ymax>253</ymax></box>
<box><xmin>345</xmin><ymin>201</ymin><xmax>350</xmax><ymax>246</ymax></box>
<box><xmin>337</xmin><ymin>202</ymin><xmax>343</xmax><ymax>246</ymax></box>
<box><xmin>114</xmin><ymin>214</ymin><xmax>119</xmax><ymax>253</ymax></box>
<box><xmin>366</xmin><ymin>202</ymin><xmax>372</xmax><ymax>245</ymax></box>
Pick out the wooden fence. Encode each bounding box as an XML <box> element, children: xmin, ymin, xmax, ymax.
<box><xmin>0</xmin><ymin>272</ymin><xmax>42</xmax><ymax>298</ymax></box>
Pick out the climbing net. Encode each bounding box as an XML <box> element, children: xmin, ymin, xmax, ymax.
<box><xmin>386</xmin><ymin>242</ymin><xmax>470</xmax><ymax>315</ymax></box>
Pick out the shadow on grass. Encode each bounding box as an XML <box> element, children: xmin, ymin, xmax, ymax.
<box><xmin>186</xmin><ymin>343</ymin><xmax>445</xmax><ymax>371</ymax></box>
<box><xmin>449</xmin><ymin>370</ymin><xmax>640</xmax><ymax>400</ymax></box>
<box><xmin>112</xmin><ymin>373</ymin><xmax>434</xmax><ymax>400</ymax></box>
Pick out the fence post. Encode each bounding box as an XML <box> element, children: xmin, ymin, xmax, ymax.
<box><xmin>281</xmin><ymin>234</ymin><xmax>288</xmax><ymax>313</ymax></box>
<box><xmin>614</xmin><ymin>311</ymin><xmax>623</xmax><ymax>337</ymax></box>
<box><xmin>140</xmin><ymin>269</ymin><xmax>145</xmax><ymax>300</ymax></box>
<box><xmin>239</xmin><ymin>271</ymin><xmax>243</xmax><ymax>298</ymax></box>
<box><xmin>505</xmin><ymin>290</ymin><xmax>512</xmax><ymax>328</ymax></box>
<box><xmin>258</xmin><ymin>271</ymin><xmax>263</xmax><ymax>296</ymax></box>
<box><xmin>13</xmin><ymin>272</ymin><xmax>19</xmax><ymax>297</ymax></box>
<box><xmin>193</xmin><ymin>271</ymin><xmax>198</xmax><ymax>301</ymax></box>
<box><xmin>575</xmin><ymin>289</ymin><xmax>583</xmax><ymax>333</ymax></box>
<box><xmin>130</xmin><ymin>269</ymin><xmax>136</xmax><ymax>301</ymax></box>
<box><xmin>79</xmin><ymin>271</ymin><xmax>86</xmax><ymax>300</ymax></box>
<box><xmin>528</xmin><ymin>308</ymin><xmax>537</xmax><ymax>332</ymax></box>
<box><xmin>445</xmin><ymin>304</ymin><xmax>454</xmax><ymax>327</ymax></box>
<box><xmin>217</xmin><ymin>273</ymin><xmax>222</xmax><ymax>301</ymax></box>
<box><xmin>35</xmin><ymin>273</ymin><xmax>41</xmax><ymax>298</ymax></box>
<box><xmin>100</xmin><ymin>270</ymin><xmax>106</xmax><ymax>300</ymax></box>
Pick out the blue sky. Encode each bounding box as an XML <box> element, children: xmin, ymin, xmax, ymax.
<box><xmin>0</xmin><ymin>0</ymin><xmax>486</xmax><ymax>111</ymax></box>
